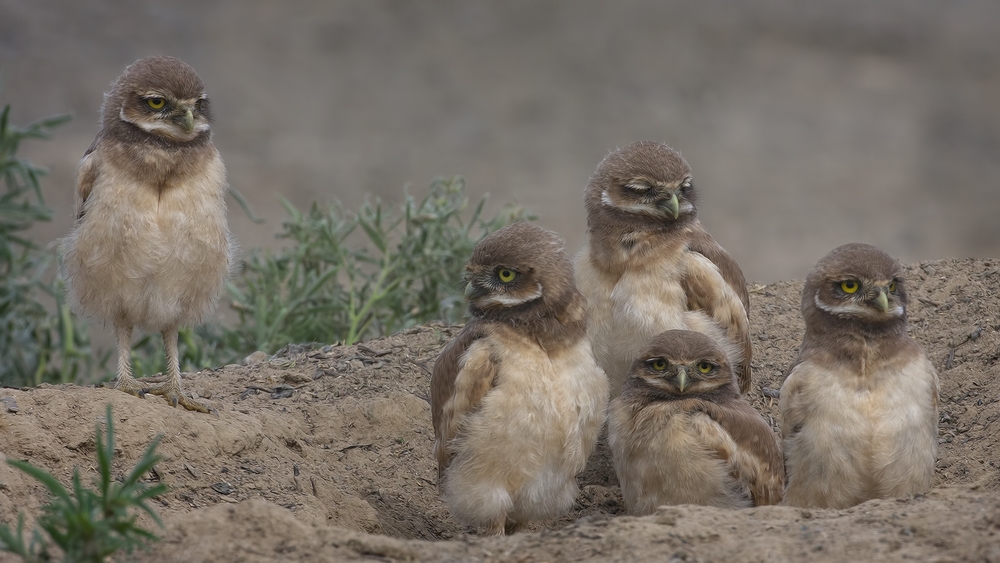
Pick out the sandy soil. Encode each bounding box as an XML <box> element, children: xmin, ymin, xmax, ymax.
<box><xmin>1</xmin><ymin>256</ymin><xmax>998</xmax><ymax>561</ymax></box>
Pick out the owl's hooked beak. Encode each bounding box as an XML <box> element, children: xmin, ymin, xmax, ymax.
<box><xmin>660</xmin><ymin>192</ymin><xmax>680</xmax><ymax>220</ymax></box>
<box><xmin>180</xmin><ymin>108</ymin><xmax>195</xmax><ymax>133</ymax></box>
<box><xmin>873</xmin><ymin>288</ymin><xmax>890</xmax><ymax>313</ymax></box>
<box><xmin>675</xmin><ymin>367</ymin><xmax>688</xmax><ymax>392</ymax></box>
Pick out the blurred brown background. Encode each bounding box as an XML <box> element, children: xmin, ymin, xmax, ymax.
<box><xmin>3</xmin><ymin>0</ymin><xmax>999</xmax><ymax>285</ymax></box>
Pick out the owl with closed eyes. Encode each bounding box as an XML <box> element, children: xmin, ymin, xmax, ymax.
<box><xmin>575</xmin><ymin>141</ymin><xmax>752</xmax><ymax>398</ymax></box>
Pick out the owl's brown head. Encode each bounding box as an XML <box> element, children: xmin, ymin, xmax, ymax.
<box><xmin>103</xmin><ymin>56</ymin><xmax>212</xmax><ymax>144</ymax></box>
<box><xmin>585</xmin><ymin>141</ymin><xmax>697</xmax><ymax>236</ymax></box>
<box><xmin>802</xmin><ymin>243</ymin><xmax>908</xmax><ymax>336</ymax></box>
<box><xmin>465</xmin><ymin>222</ymin><xmax>578</xmax><ymax>327</ymax></box>
<box><xmin>625</xmin><ymin>330</ymin><xmax>736</xmax><ymax>398</ymax></box>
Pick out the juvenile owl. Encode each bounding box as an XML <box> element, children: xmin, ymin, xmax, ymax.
<box><xmin>576</xmin><ymin>141</ymin><xmax>751</xmax><ymax>398</ymax></box>
<box><xmin>780</xmin><ymin>243</ymin><xmax>938</xmax><ymax>509</ymax></box>
<box><xmin>62</xmin><ymin>56</ymin><xmax>233</xmax><ymax>412</ymax></box>
<box><xmin>430</xmin><ymin>222</ymin><xmax>609</xmax><ymax>535</ymax></box>
<box><xmin>608</xmin><ymin>330</ymin><xmax>783</xmax><ymax>514</ymax></box>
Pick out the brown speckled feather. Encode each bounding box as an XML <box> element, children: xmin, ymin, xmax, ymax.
<box><xmin>687</xmin><ymin>222</ymin><xmax>749</xmax><ymax>310</ymax></box>
<box><xmin>430</xmin><ymin>321</ymin><xmax>496</xmax><ymax>480</ymax></box>
<box><xmin>74</xmin><ymin>149</ymin><xmax>99</xmax><ymax>222</ymax></box>
<box><xmin>697</xmin><ymin>399</ymin><xmax>784</xmax><ymax>505</ymax></box>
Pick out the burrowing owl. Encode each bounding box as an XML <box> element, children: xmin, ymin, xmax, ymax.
<box><xmin>780</xmin><ymin>243</ymin><xmax>938</xmax><ymax>508</ymax></box>
<box><xmin>608</xmin><ymin>330</ymin><xmax>783</xmax><ymax>514</ymax></box>
<box><xmin>431</xmin><ymin>222</ymin><xmax>609</xmax><ymax>535</ymax></box>
<box><xmin>62</xmin><ymin>56</ymin><xmax>233</xmax><ymax>413</ymax></box>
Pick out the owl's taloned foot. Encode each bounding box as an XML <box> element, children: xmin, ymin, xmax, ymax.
<box><xmin>483</xmin><ymin>518</ymin><xmax>518</xmax><ymax>536</ymax></box>
<box><xmin>483</xmin><ymin>520</ymin><xmax>506</xmax><ymax>537</ymax></box>
<box><xmin>145</xmin><ymin>377</ymin><xmax>214</xmax><ymax>414</ymax></box>
<box><xmin>114</xmin><ymin>374</ymin><xmax>146</xmax><ymax>398</ymax></box>
<box><xmin>136</xmin><ymin>373</ymin><xmax>170</xmax><ymax>384</ymax></box>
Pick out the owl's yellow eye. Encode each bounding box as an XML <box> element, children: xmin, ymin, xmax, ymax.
<box><xmin>697</xmin><ymin>361</ymin><xmax>713</xmax><ymax>373</ymax></box>
<box><xmin>840</xmin><ymin>280</ymin><xmax>859</xmax><ymax>294</ymax></box>
<box><xmin>889</xmin><ymin>282</ymin><xmax>897</xmax><ymax>292</ymax></box>
<box><xmin>649</xmin><ymin>358</ymin><xmax>667</xmax><ymax>371</ymax></box>
<box><xmin>497</xmin><ymin>268</ymin><xmax>516</xmax><ymax>283</ymax></box>
<box><xmin>146</xmin><ymin>97</ymin><xmax>166</xmax><ymax>110</ymax></box>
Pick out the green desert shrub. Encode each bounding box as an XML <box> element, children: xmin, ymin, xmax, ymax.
<box><xmin>223</xmin><ymin>175</ymin><xmax>531</xmax><ymax>354</ymax></box>
<box><xmin>0</xmin><ymin>105</ymin><xmax>102</xmax><ymax>388</ymax></box>
<box><xmin>0</xmin><ymin>103</ymin><xmax>532</xmax><ymax>384</ymax></box>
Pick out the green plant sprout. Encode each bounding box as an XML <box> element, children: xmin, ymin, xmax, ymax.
<box><xmin>0</xmin><ymin>405</ymin><xmax>168</xmax><ymax>562</ymax></box>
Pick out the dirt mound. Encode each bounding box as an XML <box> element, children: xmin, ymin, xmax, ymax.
<box><xmin>2</xmin><ymin>257</ymin><xmax>999</xmax><ymax>561</ymax></box>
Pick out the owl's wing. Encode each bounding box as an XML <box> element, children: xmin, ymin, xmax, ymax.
<box><xmin>687</xmin><ymin>222</ymin><xmax>750</xmax><ymax>310</ymax></box>
<box><xmin>430</xmin><ymin>320</ymin><xmax>497</xmax><ymax>480</ymax></box>
<box><xmin>74</xmin><ymin>141</ymin><xmax>101</xmax><ymax>222</ymax></box>
<box><xmin>682</xmin><ymin>251</ymin><xmax>753</xmax><ymax>394</ymax></box>
<box><xmin>697</xmin><ymin>399</ymin><xmax>785</xmax><ymax>506</ymax></box>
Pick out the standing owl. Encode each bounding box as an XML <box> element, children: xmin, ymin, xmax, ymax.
<box><xmin>62</xmin><ymin>56</ymin><xmax>233</xmax><ymax>412</ymax></box>
<box><xmin>608</xmin><ymin>330</ymin><xmax>783</xmax><ymax>514</ymax></box>
<box><xmin>430</xmin><ymin>222</ymin><xmax>609</xmax><ymax>535</ymax></box>
<box><xmin>780</xmin><ymin>243</ymin><xmax>939</xmax><ymax>508</ymax></box>
<box><xmin>576</xmin><ymin>141</ymin><xmax>752</xmax><ymax>398</ymax></box>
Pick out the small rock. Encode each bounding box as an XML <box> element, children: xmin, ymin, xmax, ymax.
<box><xmin>185</xmin><ymin>464</ymin><xmax>203</xmax><ymax>479</ymax></box>
<box><xmin>211</xmin><ymin>481</ymin><xmax>234</xmax><ymax>495</ymax></box>
<box><xmin>271</xmin><ymin>384</ymin><xmax>295</xmax><ymax>399</ymax></box>
<box><xmin>1</xmin><ymin>396</ymin><xmax>18</xmax><ymax>413</ymax></box>
<box><xmin>243</xmin><ymin>351</ymin><xmax>268</xmax><ymax>366</ymax></box>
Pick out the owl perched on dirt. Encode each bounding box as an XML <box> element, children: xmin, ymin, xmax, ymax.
<box><xmin>575</xmin><ymin>141</ymin><xmax>752</xmax><ymax>398</ymax></box>
<box><xmin>62</xmin><ymin>56</ymin><xmax>233</xmax><ymax>413</ymax></box>
<box><xmin>608</xmin><ymin>330</ymin><xmax>783</xmax><ymax>514</ymax></box>
<box><xmin>780</xmin><ymin>243</ymin><xmax>939</xmax><ymax>509</ymax></box>
<box><xmin>430</xmin><ymin>222</ymin><xmax>609</xmax><ymax>535</ymax></box>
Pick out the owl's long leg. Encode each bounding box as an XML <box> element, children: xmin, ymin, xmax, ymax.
<box><xmin>113</xmin><ymin>322</ymin><xmax>144</xmax><ymax>397</ymax></box>
<box><xmin>144</xmin><ymin>327</ymin><xmax>213</xmax><ymax>413</ymax></box>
